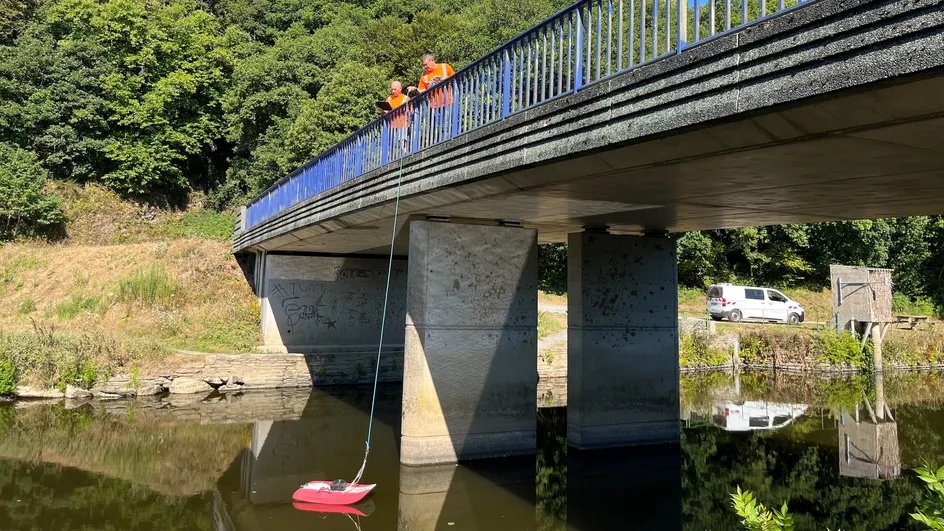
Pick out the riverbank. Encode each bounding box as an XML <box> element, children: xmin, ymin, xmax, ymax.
<box><xmin>680</xmin><ymin>322</ymin><xmax>944</xmax><ymax>372</ymax></box>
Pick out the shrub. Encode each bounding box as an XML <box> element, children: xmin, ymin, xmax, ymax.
<box><xmin>116</xmin><ymin>265</ymin><xmax>176</xmax><ymax>306</ymax></box>
<box><xmin>738</xmin><ymin>332</ymin><xmax>772</xmax><ymax>363</ymax></box>
<box><xmin>0</xmin><ymin>143</ymin><xmax>63</xmax><ymax>240</ymax></box>
<box><xmin>680</xmin><ymin>329</ymin><xmax>729</xmax><ymax>367</ymax></box>
<box><xmin>162</xmin><ymin>210</ymin><xmax>236</xmax><ymax>241</ymax></box>
<box><xmin>813</xmin><ymin>329</ymin><xmax>865</xmax><ymax>368</ymax></box>
<box><xmin>0</xmin><ymin>358</ymin><xmax>17</xmax><ymax>395</ymax></box>
<box><xmin>912</xmin><ymin>463</ymin><xmax>944</xmax><ymax>529</ymax></box>
<box><xmin>893</xmin><ymin>293</ymin><xmax>938</xmax><ymax>318</ymax></box>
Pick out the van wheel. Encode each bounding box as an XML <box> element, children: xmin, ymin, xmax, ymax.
<box><xmin>728</xmin><ymin>310</ymin><xmax>743</xmax><ymax>323</ymax></box>
<box><xmin>787</xmin><ymin>313</ymin><xmax>800</xmax><ymax>325</ymax></box>
<box><xmin>710</xmin><ymin>315</ymin><xmax>723</xmax><ymax>321</ymax></box>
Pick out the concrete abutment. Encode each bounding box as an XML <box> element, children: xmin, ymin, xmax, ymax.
<box><xmin>567</xmin><ymin>232</ymin><xmax>680</xmax><ymax>449</ymax></box>
<box><xmin>258</xmin><ymin>253</ymin><xmax>407</xmax><ymax>355</ymax></box>
<box><xmin>401</xmin><ymin>220</ymin><xmax>538</xmax><ymax>465</ymax></box>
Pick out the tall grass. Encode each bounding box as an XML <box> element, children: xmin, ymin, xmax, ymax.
<box><xmin>55</xmin><ymin>294</ymin><xmax>105</xmax><ymax>319</ymax></box>
<box><xmin>0</xmin><ymin>324</ymin><xmax>166</xmax><ymax>390</ymax></box>
<box><xmin>116</xmin><ymin>265</ymin><xmax>177</xmax><ymax>306</ymax></box>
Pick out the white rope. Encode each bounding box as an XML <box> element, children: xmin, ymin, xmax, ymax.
<box><xmin>348</xmin><ymin>143</ymin><xmax>407</xmax><ymax>489</ymax></box>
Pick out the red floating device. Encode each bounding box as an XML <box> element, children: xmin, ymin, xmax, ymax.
<box><xmin>292</xmin><ymin>481</ymin><xmax>376</xmax><ymax>506</ymax></box>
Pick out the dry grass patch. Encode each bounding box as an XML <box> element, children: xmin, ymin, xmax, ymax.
<box><xmin>538</xmin><ymin>311</ymin><xmax>567</xmax><ymax>339</ymax></box>
<box><xmin>0</xmin><ymin>239</ymin><xmax>260</xmax><ymax>365</ymax></box>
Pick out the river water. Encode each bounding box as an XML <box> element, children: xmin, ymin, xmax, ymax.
<box><xmin>1</xmin><ymin>370</ymin><xmax>943</xmax><ymax>530</ymax></box>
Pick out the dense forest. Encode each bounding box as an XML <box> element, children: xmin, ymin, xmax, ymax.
<box><xmin>1</xmin><ymin>0</ymin><xmax>943</xmax><ymax>313</ymax></box>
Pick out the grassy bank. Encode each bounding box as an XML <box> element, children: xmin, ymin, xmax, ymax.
<box><xmin>0</xmin><ymin>184</ymin><xmax>258</xmax><ymax>391</ymax></box>
<box><xmin>680</xmin><ymin>324</ymin><xmax>944</xmax><ymax>370</ymax></box>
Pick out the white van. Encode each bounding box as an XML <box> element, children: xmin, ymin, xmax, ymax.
<box><xmin>712</xmin><ymin>401</ymin><xmax>809</xmax><ymax>431</ymax></box>
<box><xmin>706</xmin><ymin>284</ymin><xmax>805</xmax><ymax>324</ymax></box>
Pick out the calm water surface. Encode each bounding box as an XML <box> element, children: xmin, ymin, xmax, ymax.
<box><xmin>1</xmin><ymin>370</ymin><xmax>944</xmax><ymax>530</ymax></box>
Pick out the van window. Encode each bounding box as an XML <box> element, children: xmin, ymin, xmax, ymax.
<box><xmin>707</xmin><ymin>287</ymin><xmax>723</xmax><ymax>298</ymax></box>
<box><xmin>745</xmin><ymin>289</ymin><xmax>765</xmax><ymax>300</ymax></box>
<box><xmin>767</xmin><ymin>290</ymin><xmax>787</xmax><ymax>303</ymax></box>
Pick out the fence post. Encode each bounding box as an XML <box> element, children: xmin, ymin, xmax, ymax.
<box><xmin>575</xmin><ymin>6</ymin><xmax>585</xmax><ymax>92</ymax></box>
<box><xmin>678</xmin><ymin>0</ymin><xmax>687</xmax><ymax>52</ymax></box>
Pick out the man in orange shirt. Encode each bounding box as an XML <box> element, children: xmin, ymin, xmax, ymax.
<box><xmin>408</xmin><ymin>53</ymin><xmax>455</xmax><ymax>108</ymax></box>
<box><xmin>383</xmin><ymin>81</ymin><xmax>410</xmax><ymax>129</ymax></box>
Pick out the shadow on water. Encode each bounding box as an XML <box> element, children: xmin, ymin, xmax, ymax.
<box><xmin>3</xmin><ymin>370</ymin><xmax>944</xmax><ymax>529</ymax></box>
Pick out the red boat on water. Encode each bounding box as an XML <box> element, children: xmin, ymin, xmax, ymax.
<box><xmin>292</xmin><ymin>481</ymin><xmax>376</xmax><ymax>506</ymax></box>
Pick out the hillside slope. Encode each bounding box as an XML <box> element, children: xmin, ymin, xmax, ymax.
<box><xmin>1</xmin><ymin>184</ymin><xmax>259</xmax><ymax>363</ymax></box>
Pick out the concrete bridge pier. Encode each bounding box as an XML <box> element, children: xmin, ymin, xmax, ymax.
<box><xmin>401</xmin><ymin>220</ymin><xmax>538</xmax><ymax>465</ymax></box>
<box><xmin>567</xmin><ymin>231</ymin><xmax>680</xmax><ymax>449</ymax></box>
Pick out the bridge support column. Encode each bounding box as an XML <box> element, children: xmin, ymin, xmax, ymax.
<box><xmin>567</xmin><ymin>232</ymin><xmax>679</xmax><ymax>449</ymax></box>
<box><xmin>401</xmin><ymin>221</ymin><xmax>538</xmax><ymax>465</ymax></box>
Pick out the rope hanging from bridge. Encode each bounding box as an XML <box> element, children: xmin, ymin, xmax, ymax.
<box><xmin>348</xmin><ymin>144</ymin><xmax>407</xmax><ymax>489</ymax></box>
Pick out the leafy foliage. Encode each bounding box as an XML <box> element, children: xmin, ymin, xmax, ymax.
<box><xmin>0</xmin><ymin>143</ymin><xmax>63</xmax><ymax>238</ymax></box>
<box><xmin>913</xmin><ymin>463</ymin><xmax>944</xmax><ymax>530</ymax></box>
<box><xmin>680</xmin><ymin>328</ymin><xmax>730</xmax><ymax>367</ymax></box>
<box><xmin>731</xmin><ymin>487</ymin><xmax>795</xmax><ymax>531</ymax></box>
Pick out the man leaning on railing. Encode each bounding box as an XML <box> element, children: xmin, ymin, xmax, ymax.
<box><xmin>407</xmin><ymin>53</ymin><xmax>455</xmax><ymax>108</ymax></box>
<box><xmin>382</xmin><ymin>80</ymin><xmax>410</xmax><ymax>129</ymax></box>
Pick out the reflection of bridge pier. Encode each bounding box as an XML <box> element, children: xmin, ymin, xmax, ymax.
<box><xmin>397</xmin><ymin>461</ymin><xmax>536</xmax><ymax>530</ymax></box>
<box><xmin>838</xmin><ymin>373</ymin><xmax>900</xmax><ymax>480</ymax></box>
<box><xmin>567</xmin><ymin>447</ymin><xmax>681</xmax><ymax>531</ymax></box>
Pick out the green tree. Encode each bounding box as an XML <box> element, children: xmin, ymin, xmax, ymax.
<box><xmin>0</xmin><ymin>142</ymin><xmax>63</xmax><ymax>239</ymax></box>
<box><xmin>45</xmin><ymin>0</ymin><xmax>230</xmax><ymax>197</ymax></box>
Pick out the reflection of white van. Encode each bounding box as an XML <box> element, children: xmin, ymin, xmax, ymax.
<box><xmin>712</xmin><ymin>401</ymin><xmax>809</xmax><ymax>431</ymax></box>
<box><xmin>706</xmin><ymin>284</ymin><xmax>805</xmax><ymax>324</ymax></box>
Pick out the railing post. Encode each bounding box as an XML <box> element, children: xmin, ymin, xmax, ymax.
<box><xmin>502</xmin><ymin>50</ymin><xmax>512</xmax><ymax>118</ymax></box>
<box><xmin>678</xmin><ymin>0</ymin><xmax>687</xmax><ymax>52</ymax></box>
<box><xmin>451</xmin><ymin>80</ymin><xmax>461</xmax><ymax>139</ymax></box>
<box><xmin>575</xmin><ymin>6</ymin><xmax>584</xmax><ymax>92</ymax></box>
<box><xmin>354</xmin><ymin>140</ymin><xmax>363</xmax><ymax>177</ymax></box>
<box><xmin>380</xmin><ymin>119</ymin><xmax>390</xmax><ymax>166</ymax></box>
<box><xmin>411</xmin><ymin>104</ymin><xmax>421</xmax><ymax>154</ymax></box>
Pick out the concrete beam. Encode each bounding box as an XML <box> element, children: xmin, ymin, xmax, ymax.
<box><xmin>567</xmin><ymin>232</ymin><xmax>680</xmax><ymax>449</ymax></box>
<box><xmin>401</xmin><ymin>221</ymin><xmax>538</xmax><ymax>465</ymax></box>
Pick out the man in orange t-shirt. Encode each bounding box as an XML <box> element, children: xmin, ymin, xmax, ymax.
<box><xmin>383</xmin><ymin>81</ymin><xmax>410</xmax><ymax>128</ymax></box>
<box><xmin>408</xmin><ymin>53</ymin><xmax>454</xmax><ymax>108</ymax></box>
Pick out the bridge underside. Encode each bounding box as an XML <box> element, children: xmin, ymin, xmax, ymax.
<box><xmin>251</xmin><ymin>75</ymin><xmax>944</xmax><ymax>256</ymax></box>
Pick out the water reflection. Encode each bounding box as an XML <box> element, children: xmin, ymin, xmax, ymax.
<box><xmin>2</xmin><ymin>370</ymin><xmax>944</xmax><ymax>530</ymax></box>
<box><xmin>838</xmin><ymin>372</ymin><xmax>901</xmax><ymax>481</ymax></box>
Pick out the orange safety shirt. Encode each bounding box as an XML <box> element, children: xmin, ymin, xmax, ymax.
<box><xmin>385</xmin><ymin>93</ymin><xmax>410</xmax><ymax>128</ymax></box>
<box><xmin>418</xmin><ymin>63</ymin><xmax>455</xmax><ymax>108</ymax></box>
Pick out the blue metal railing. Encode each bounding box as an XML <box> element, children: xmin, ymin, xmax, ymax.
<box><xmin>243</xmin><ymin>0</ymin><xmax>814</xmax><ymax>230</ymax></box>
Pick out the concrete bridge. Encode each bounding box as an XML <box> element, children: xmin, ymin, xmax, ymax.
<box><xmin>233</xmin><ymin>0</ymin><xmax>944</xmax><ymax>465</ymax></box>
